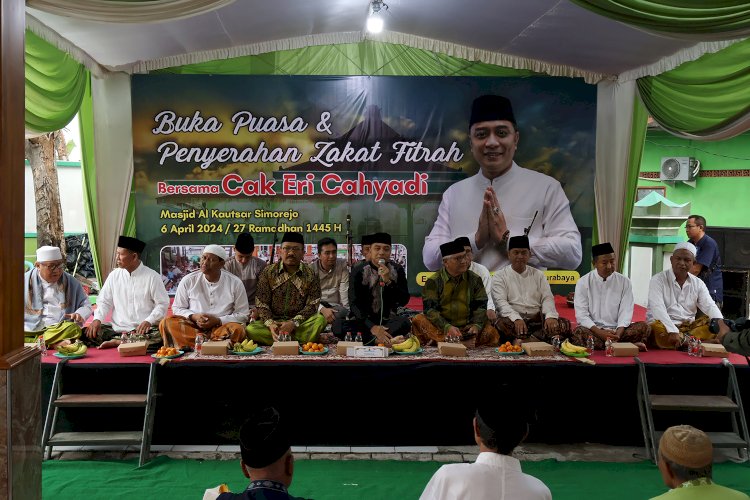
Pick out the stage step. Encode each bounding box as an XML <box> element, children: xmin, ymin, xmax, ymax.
<box><xmin>48</xmin><ymin>431</ymin><xmax>143</xmax><ymax>446</ymax></box>
<box><xmin>636</xmin><ymin>358</ymin><xmax>750</xmax><ymax>464</ymax></box>
<box><xmin>42</xmin><ymin>359</ymin><xmax>158</xmax><ymax>467</ymax></box>
<box><xmin>54</xmin><ymin>394</ymin><xmax>148</xmax><ymax>407</ymax></box>
<box><xmin>649</xmin><ymin>395</ymin><xmax>739</xmax><ymax>412</ymax></box>
<box><xmin>656</xmin><ymin>431</ymin><xmax>748</xmax><ymax>448</ymax></box>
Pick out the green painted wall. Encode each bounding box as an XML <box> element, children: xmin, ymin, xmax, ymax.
<box><xmin>639</xmin><ymin>130</ymin><xmax>750</xmax><ymax>229</ymax></box>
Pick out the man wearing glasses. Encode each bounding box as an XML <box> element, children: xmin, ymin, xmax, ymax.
<box><xmin>411</xmin><ymin>240</ymin><xmax>499</xmax><ymax>348</ymax></box>
<box><xmin>24</xmin><ymin>245</ymin><xmax>92</xmax><ymax>347</ymax></box>
<box><xmin>160</xmin><ymin>244</ymin><xmax>249</xmax><ymax>349</ymax></box>
<box><xmin>685</xmin><ymin>215</ymin><xmax>723</xmax><ymax>309</ymax></box>
<box><xmin>246</xmin><ymin>232</ymin><xmax>326</xmax><ymax>345</ymax></box>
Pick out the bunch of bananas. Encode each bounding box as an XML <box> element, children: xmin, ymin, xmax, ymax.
<box><xmin>233</xmin><ymin>339</ymin><xmax>258</xmax><ymax>352</ymax></box>
<box><xmin>560</xmin><ymin>339</ymin><xmax>587</xmax><ymax>355</ymax></box>
<box><xmin>55</xmin><ymin>341</ymin><xmax>87</xmax><ymax>356</ymax></box>
<box><xmin>392</xmin><ymin>336</ymin><xmax>421</xmax><ymax>353</ymax></box>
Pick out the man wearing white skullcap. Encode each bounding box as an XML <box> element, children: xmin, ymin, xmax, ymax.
<box><xmin>647</xmin><ymin>242</ymin><xmax>723</xmax><ymax>349</ymax></box>
<box><xmin>24</xmin><ymin>246</ymin><xmax>92</xmax><ymax>346</ymax></box>
<box><xmin>160</xmin><ymin>244</ymin><xmax>250</xmax><ymax>349</ymax></box>
<box><xmin>651</xmin><ymin>425</ymin><xmax>748</xmax><ymax>499</ymax></box>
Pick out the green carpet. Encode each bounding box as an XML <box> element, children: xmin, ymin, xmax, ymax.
<box><xmin>42</xmin><ymin>457</ymin><xmax>750</xmax><ymax>499</ymax></box>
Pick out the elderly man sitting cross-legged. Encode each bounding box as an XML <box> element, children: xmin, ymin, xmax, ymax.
<box><xmin>647</xmin><ymin>242</ymin><xmax>723</xmax><ymax>349</ymax></box>
<box><xmin>246</xmin><ymin>232</ymin><xmax>327</xmax><ymax>345</ymax></box>
<box><xmin>571</xmin><ymin>242</ymin><xmax>650</xmax><ymax>351</ymax></box>
<box><xmin>24</xmin><ymin>245</ymin><xmax>92</xmax><ymax>347</ymax></box>
<box><xmin>412</xmin><ymin>240</ymin><xmax>499</xmax><ymax>348</ymax></box>
<box><xmin>490</xmin><ymin>235</ymin><xmax>570</xmax><ymax>345</ymax></box>
<box><xmin>160</xmin><ymin>244</ymin><xmax>249</xmax><ymax>350</ymax></box>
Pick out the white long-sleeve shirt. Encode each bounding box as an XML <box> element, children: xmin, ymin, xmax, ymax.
<box><xmin>574</xmin><ymin>270</ymin><xmax>634</xmax><ymax>330</ymax></box>
<box><xmin>423</xmin><ymin>164</ymin><xmax>581</xmax><ymax>272</ymax></box>
<box><xmin>491</xmin><ymin>265</ymin><xmax>558</xmax><ymax>322</ymax></box>
<box><xmin>647</xmin><ymin>268</ymin><xmax>723</xmax><ymax>333</ymax></box>
<box><xmin>172</xmin><ymin>270</ymin><xmax>250</xmax><ymax>325</ymax></box>
<box><xmin>470</xmin><ymin>261</ymin><xmax>495</xmax><ymax>311</ymax></box>
<box><xmin>94</xmin><ymin>263</ymin><xmax>170</xmax><ymax>332</ymax></box>
<box><xmin>420</xmin><ymin>452</ymin><xmax>551</xmax><ymax>500</ymax></box>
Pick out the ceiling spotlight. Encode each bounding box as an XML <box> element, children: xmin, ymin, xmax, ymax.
<box><xmin>367</xmin><ymin>0</ymin><xmax>387</xmax><ymax>34</ymax></box>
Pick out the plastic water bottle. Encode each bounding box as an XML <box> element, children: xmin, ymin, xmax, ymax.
<box><xmin>195</xmin><ymin>333</ymin><xmax>205</xmax><ymax>356</ymax></box>
<box><xmin>37</xmin><ymin>335</ymin><xmax>47</xmax><ymax>356</ymax></box>
<box><xmin>586</xmin><ymin>334</ymin><xmax>595</xmax><ymax>354</ymax></box>
<box><xmin>605</xmin><ymin>338</ymin><xmax>614</xmax><ymax>357</ymax></box>
<box><xmin>344</xmin><ymin>331</ymin><xmax>353</xmax><ymax>342</ymax></box>
<box><xmin>355</xmin><ymin>332</ymin><xmax>363</xmax><ymax>344</ymax></box>
<box><xmin>695</xmin><ymin>339</ymin><xmax>704</xmax><ymax>358</ymax></box>
<box><xmin>687</xmin><ymin>335</ymin><xmax>698</xmax><ymax>356</ymax></box>
<box><xmin>551</xmin><ymin>335</ymin><xmax>561</xmax><ymax>352</ymax></box>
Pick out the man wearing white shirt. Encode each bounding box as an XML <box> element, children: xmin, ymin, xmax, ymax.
<box><xmin>571</xmin><ymin>242</ymin><xmax>650</xmax><ymax>351</ymax></box>
<box><xmin>423</xmin><ymin>94</ymin><xmax>581</xmax><ymax>273</ymax></box>
<box><xmin>491</xmin><ymin>235</ymin><xmax>570</xmax><ymax>345</ymax></box>
<box><xmin>160</xmin><ymin>244</ymin><xmax>250</xmax><ymax>349</ymax></box>
<box><xmin>420</xmin><ymin>396</ymin><xmax>551</xmax><ymax>500</ymax></box>
<box><xmin>455</xmin><ymin>236</ymin><xmax>497</xmax><ymax>324</ymax></box>
<box><xmin>647</xmin><ymin>242</ymin><xmax>723</xmax><ymax>349</ymax></box>
<box><xmin>86</xmin><ymin>236</ymin><xmax>170</xmax><ymax>348</ymax></box>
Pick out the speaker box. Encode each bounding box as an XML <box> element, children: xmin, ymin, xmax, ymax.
<box><xmin>721</xmin><ymin>268</ymin><xmax>749</xmax><ymax>319</ymax></box>
<box><xmin>711</xmin><ymin>227</ymin><xmax>750</xmax><ymax>270</ymax></box>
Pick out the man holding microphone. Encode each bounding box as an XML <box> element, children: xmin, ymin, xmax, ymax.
<box><xmin>349</xmin><ymin>232</ymin><xmax>411</xmax><ymax>345</ymax></box>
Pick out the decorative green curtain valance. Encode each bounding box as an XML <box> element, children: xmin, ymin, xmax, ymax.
<box><xmin>25</xmin><ymin>30</ymin><xmax>87</xmax><ymax>133</ymax></box>
<box><xmin>570</xmin><ymin>0</ymin><xmax>750</xmax><ymax>39</ymax></box>
<box><xmin>637</xmin><ymin>37</ymin><xmax>750</xmax><ymax>138</ymax></box>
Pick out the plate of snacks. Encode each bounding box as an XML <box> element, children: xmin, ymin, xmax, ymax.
<box><xmin>153</xmin><ymin>347</ymin><xmax>184</xmax><ymax>359</ymax></box>
<box><xmin>496</xmin><ymin>341</ymin><xmax>525</xmax><ymax>355</ymax></box>
<box><xmin>300</xmin><ymin>342</ymin><xmax>328</xmax><ymax>355</ymax></box>
<box><xmin>232</xmin><ymin>339</ymin><xmax>263</xmax><ymax>355</ymax></box>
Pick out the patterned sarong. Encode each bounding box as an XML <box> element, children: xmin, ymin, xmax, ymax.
<box><xmin>411</xmin><ymin>313</ymin><xmax>500</xmax><ymax>348</ymax></box>
<box><xmin>159</xmin><ymin>316</ymin><xmax>246</xmax><ymax>349</ymax></box>
<box><xmin>245</xmin><ymin>313</ymin><xmax>327</xmax><ymax>346</ymax></box>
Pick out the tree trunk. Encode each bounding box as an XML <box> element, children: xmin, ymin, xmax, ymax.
<box><xmin>26</xmin><ymin>133</ymin><xmax>66</xmax><ymax>255</ymax></box>
<box><xmin>53</xmin><ymin>130</ymin><xmax>69</xmax><ymax>161</ymax></box>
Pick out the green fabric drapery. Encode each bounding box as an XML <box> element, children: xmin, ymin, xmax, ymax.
<box><xmin>25</xmin><ymin>30</ymin><xmax>87</xmax><ymax>133</ymax></box>
<box><xmin>570</xmin><ymin>0</ymin><xmax>750</xmax><ymax>37</ymax></box>
<box><xmin>620</xmin><ymin>97</ymin><xmax>648</xmax><ymax>263</ymax></box>
<box><xmin>156</xmin><ymin>41</ymin><xmax>539</xmax><ymax>77</ymax></box>
<box><xmin>637</xmin><ymin>37</ymin><xmax>750</xmax><ymax>137</ymax></box>
<box><xmin>78</xmin><ymin>75</ymin><xmax>102</xmax><ymax>281</ymax></box>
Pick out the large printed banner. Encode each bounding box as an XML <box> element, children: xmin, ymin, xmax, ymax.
<box><xmin>132</xmin><ymin>75</ymin><xmax>596</xmax><ymax>294</ymax></box>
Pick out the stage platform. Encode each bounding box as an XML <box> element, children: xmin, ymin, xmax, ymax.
<box><xmin>41</xmin><ymin>346</ymin><xmax>750</xmax><ymax>449</ymax></box>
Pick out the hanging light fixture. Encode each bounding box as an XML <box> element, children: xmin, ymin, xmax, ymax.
<box><xmin>366</xmin><ymin>0</ymin><xmax>387</xmax><ymax>33</ymax></box>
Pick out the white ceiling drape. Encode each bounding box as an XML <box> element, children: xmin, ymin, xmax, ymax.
<box><xmin>26</xmin><ymin>0</ymin><xmax>235</xmax><ymax>23</ymax></box>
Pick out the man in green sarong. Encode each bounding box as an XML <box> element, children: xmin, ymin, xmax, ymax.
<box><xmin>246</xmin><ymin>232</ymin><xmax>326</xmax><ymax>345</ymax></box>
<box><xmin>24</xmin><ymin>245</ymin><xmax>92</xmax><ymax>347</ymax></box>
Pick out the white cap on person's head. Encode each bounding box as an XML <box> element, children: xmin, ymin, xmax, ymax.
<box><xmin>674</xmin><ymin>242</ymin><xmax>697</xmax><ymax>257</ymax></box>
<box><xmin>37</xmin><ymin>246</ymin><xmax>63</xmax><ymax>262</ymax></box>
<box><xmin>202</xmin><ymin>244</ymin><xmax>227</xmax><ymax>261</ymax></box>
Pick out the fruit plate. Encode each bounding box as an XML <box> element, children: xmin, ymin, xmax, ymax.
<box><xmin>152</xmin><ymin>350</ymin><xmax>184</xmax><ymax>359</ymax></box>
<box><xmin>53</xmin><ymin>352</ymin><xmax>85</xmax><ymax>360</ymax></box>
<box><xmin>561</xmin><ymin>350</ymin><xmax>590</xmax><ymax>358</ymax></box>
<box><xmin>231</xmin><ymin>347</ymin><xmax>263</xmax><ymax>356</ymax></box>
<box><xmin>393</xmin><ymin>348</ymin><xmax>424</xmax><ymax>355</ymax></box>
<box><xmin>300</xmin><ymin>347</ymin><xmax>329</xmax><ymax>355</ymax></box>
<box><xmin>495</xmin><ymin>348</ymin><xmax>525</xmax><ymax>356</ymax></box>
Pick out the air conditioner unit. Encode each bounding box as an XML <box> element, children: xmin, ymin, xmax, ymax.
<box><xmin>660</xmin><ymin>157</ymin><xmax>699</xmax><ymax>182</ymax></box>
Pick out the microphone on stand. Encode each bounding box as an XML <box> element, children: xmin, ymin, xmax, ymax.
<box><xmin>378</xmin><ymin>258</ymin><xmax>386</xmax><ymax>287</ymax></box>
